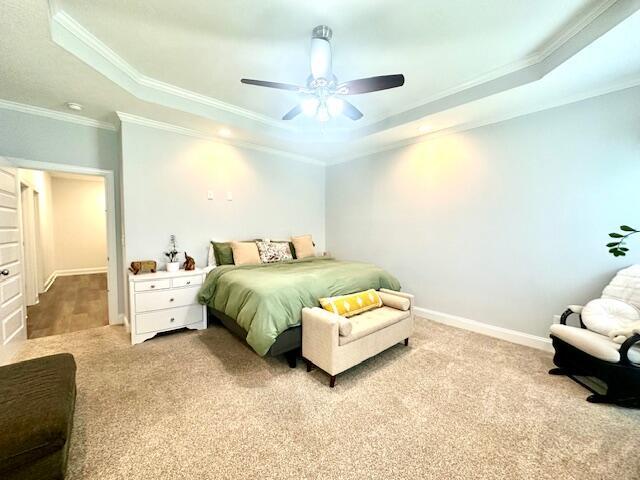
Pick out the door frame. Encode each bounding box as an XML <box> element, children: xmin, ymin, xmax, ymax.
<box><xmin>19</xmin><ymin>180</ymin><xmax>39</xmax><ymax>306</ymax></box>
<box><xmin>9</xmin><ymin>158</ymin><xmax>119</xmax><ymax>326</ymax></box>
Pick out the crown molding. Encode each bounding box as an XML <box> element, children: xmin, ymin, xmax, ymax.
<box><xmin>349</xmin><ymin>0</ymin><xmax>638</xmax><ymax>139</ymax></box>
<box><xmin>49</xmin><ymin>8</ymin><xmax>295</xmax><ymax>135</ymax></box>
<box><xmin>0</xmin><ymin>98</ymin><xmax>117</xmax><ymax>131</ymax></box>
<box><xmin>46</xmin><ymin>0</ymin><xmax>636</xmax><ymax>144</ymax></box>
<box><xmin>328</xmin><ymin>75</ymin><xmax>640</xmax><ymax>166</ymax></box>
<box><xmin>116</xmin><ymin>112</ymin><xmax>325</xmax><ymax>166</ymax></box>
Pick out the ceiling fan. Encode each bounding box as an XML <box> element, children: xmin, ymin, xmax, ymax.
<box><xmin>240</xmin><ymin>25</ymin><xmax>405</xmax><ymax>122</ymax></box>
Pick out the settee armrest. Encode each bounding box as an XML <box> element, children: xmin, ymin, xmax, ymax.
<box><xmin>302</xmin><ymin>307</ymin><xmax>340</xmax><ymax>343</ymax></box>
<box><xmin>560</xmin><ymin>305</ymin><xmax>585</xmax><ymax>328</ymax></box>
<box><xmin>302</xmin><ymin>308</ymin><xmax>342</xmax><ymax>370</ymax></box>
<box><xmin>619</xmin><ymin>333</ymin><xmax>640</xmax><ymax>367</ymax></box>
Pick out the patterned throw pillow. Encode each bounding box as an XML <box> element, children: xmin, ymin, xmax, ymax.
<box><xmin>256</xmin><ymin>241</ymin><xmax>293</xmax><ymax>263</ymax></box>
<box><xmin>319</xmin><ymin>289</ymin><xmax>383</xmax><ymax>318</ymax></box>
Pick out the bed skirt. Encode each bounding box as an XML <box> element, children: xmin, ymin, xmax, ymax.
<box><xmin>207</xmin><ymin>307</ymin><xmax>301</xmax><ymax>357</ymax></box>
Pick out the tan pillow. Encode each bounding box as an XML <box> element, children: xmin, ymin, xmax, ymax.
<box><xmin>291</xmin><ymin>234</ymin><xmax>315</xmax><ymax>259</ymax></box>
<box><xmin>230</xmin><ymin>241</ymin><xmax>261</xmax><ymax>265</ymax></box>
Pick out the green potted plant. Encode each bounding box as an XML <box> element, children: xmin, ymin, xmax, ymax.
<box><xmin>607</xmin><ymin>225</ymin><xmax>638</xmax><ymax>257</ymax></box>
<box><xmin>165</xmin><ymin>234</ymin><xmax>181</xmax><ymax>272</ymax></box>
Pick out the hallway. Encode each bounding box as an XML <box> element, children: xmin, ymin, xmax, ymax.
<box><xmin>27</xmin><ymin>273</ymin><xmax>108</xmax><ymax>339</ymax></box>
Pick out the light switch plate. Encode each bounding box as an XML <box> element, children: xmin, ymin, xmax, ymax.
<box><xmin>207</xmin><ymin>190</ymin><xmax>214</xmax><ymax>200</ymax></box>
<box><xmin>226</xmin><ymin>191</ymin><xmax>233</xmax><ymax>201</ymax></box>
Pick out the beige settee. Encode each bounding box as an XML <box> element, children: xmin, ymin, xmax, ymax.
<box><xmin>302</xmin><ymin>289</ymin><xmax>414</xmax><ymax>387</ymax></box>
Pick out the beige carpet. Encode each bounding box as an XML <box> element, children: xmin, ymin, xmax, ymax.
<box><xmin>8</xmin><ymin>318</ymin><xmax>640</xmax><ymax>479</ymax></box>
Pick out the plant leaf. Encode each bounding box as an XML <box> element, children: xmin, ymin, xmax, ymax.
<box><xmin>619</xmin><ymin>247</ymin><xmax>629</xmax><ymax>252</ymax></box>
<box><xmin>606</xmin><ymin>242</ymin><xmax>620</xmax><ymax>247</ymax></box>
<box><xmin>620</xmin><ymin>225</ymin><xmax>637</xmax><ymax>232</ymax></box>
<box><xmin>609</xmin><ymin>233</ymin><xmax>624</xmax><ymax>238</ymax></box>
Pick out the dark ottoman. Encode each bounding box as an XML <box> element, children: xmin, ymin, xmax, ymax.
<box><xmin>0</xmin><ymin>353</ymin><xmax>76</xmax><ymax>480</ymax></box>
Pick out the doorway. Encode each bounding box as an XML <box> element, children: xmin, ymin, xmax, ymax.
<box><xmin>19</xmin><ymin>169</ymin><xmax>110</xmax><ymax>338</ymax></box>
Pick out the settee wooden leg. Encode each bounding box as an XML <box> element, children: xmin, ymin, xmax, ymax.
<box><xmin>329</xmin><ymin>375</ymin><xmax>336</xmax><ymax>388</ymax></box>
<box><xmin>305</xmin><ymin>358</ymin><xmax>313</xmax><ymax>372</ymax></box>
<box><xmin>404</xmin><ymin>338</ymin><xmax>409</xmax><ymax>346</ymax></box>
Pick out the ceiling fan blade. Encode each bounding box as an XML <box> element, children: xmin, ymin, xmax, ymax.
<box><xmin>342</xmin><ymin>100</ymin><xmax>363</xmax><ymax>120</ymax></box>
<box><xmin>282</xmin><ymin>105</ymin><xmax>302</xmax><ymax>120</ymax></box>
<box><xmin>241</xmin><ymin>79</ymin><xmax>303</xmax><ymax>92</ymax></box>
<box><xmin>338</xmin><ymin>74</ymin><xmax>405</xmax><ymax>95</ymax></box>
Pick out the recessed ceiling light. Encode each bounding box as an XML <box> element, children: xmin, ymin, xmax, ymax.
<box><xmin>218</xmin><ymin>128</ymin><xmax>231</xmax><ymax>137</ymax></box>
<box><xmin>418</xmin><ymin>125</ymin><xmax>432</xmax><ymax>133</ymax></box>
<box><xmin>66</xmin><ymin>102</ymin><xmax>83</xmax><ymax>111</ymax></box>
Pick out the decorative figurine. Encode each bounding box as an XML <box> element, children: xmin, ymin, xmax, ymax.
<box><xmin>183</xmin><ymin>252</ymin><xmax>196</xmax><ymax>271</ymax></box>
<box><xmin>129</xmin><ymin>260</ymin><xmax>157</xmax><ymax>275</ymax></box>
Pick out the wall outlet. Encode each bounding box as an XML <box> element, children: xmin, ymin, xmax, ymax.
<box><xmin>207</xmin><ymin>190</ymin><xmax>214</xmax><ymax>200</ymax></box>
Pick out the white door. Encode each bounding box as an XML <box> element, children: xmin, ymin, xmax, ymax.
<box><xmin>0</xmin><ymin>159</ymin><xmax>26</xmax><ymax>353</ymax></box>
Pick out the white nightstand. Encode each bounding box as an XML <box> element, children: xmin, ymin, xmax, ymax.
<box><xmin>128</xmin><ymin>268</ymin><xmax>207</xmax><ymax>345</ymax></box>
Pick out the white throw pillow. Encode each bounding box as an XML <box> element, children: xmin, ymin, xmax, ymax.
<box><xmin>581</xmin><ymin>298</ymin><xmax>640</xmax><ymax>337</ymax></box>
<box><xmin>256</xmin><ymin>240</ymin><xmax>293</xmax><ymax>263</ymax></box>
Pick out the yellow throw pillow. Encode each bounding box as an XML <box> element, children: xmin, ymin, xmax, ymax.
<box><xmin>319</xmin><ymin>289</ymin><xmax>382</xmax><ymax>318</ymax></box>
<box><xmin>230</xmin><ymin>241</ymin><xmax>261</xmax><ymax>265</ymax></box>
<box><xmin>291</xmin><ymin>234</ymin><xmax>315</xmax><ymax>259</ymax></box>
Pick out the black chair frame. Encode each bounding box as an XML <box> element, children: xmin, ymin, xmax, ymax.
<box><xmin>549</xmin><ymin>308</ymin><xmax>640</xmax><ymax>407</ymax></box>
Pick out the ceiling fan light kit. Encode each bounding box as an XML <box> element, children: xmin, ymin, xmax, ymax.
<box><xmin>240</xmin><ymin>25</ymin><xmax>405</xmax><ymax>123</ymax></box>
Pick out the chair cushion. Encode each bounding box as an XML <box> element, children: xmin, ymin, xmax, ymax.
<box><xmin>0</xmin><ymin>353</ymin><xmax>76</xmax><ymax>475</ymax></box>
<box><xmin>339</xmin><ymin>306</ymin><xmax>409</xmax><ymax>346</ymax></box>
<box><xmin>550</xmin><ymin>324</ymin><xmax>640</xmax><ymax>364</ymax></box>
<box><xmin>581</xmin><ymin>298</ymin><xmax>640</xmax><ymax>336</ymax></box>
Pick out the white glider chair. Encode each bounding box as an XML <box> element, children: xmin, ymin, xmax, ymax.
<box><xmin>549</xmin><ymin>265</ymin><xmax>640</xmax><ymax>406</ymax></box>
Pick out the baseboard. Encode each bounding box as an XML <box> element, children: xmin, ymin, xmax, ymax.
<box><xmin>119</xmin><ymin>313</ymin><xmax>129</xmax><ymax>332</ymax></box>
<box><xmin>43</xmin><ymin>272</ymin><xmax>56</xmax><ymax>292</ymax></box>
<box><xmin>54</xmin><ymin>267</ymin><xmax>108</xmax><ymax>277</ymax></box>
<box><xmin>42</xmin><ymin>267</ymin><xmax>108</xmax><ymax>293</ymax></box>
<box><xmin>414</xmin><ymin>306</ymin><xmax>553</xmax><ymax>352</ymax></box>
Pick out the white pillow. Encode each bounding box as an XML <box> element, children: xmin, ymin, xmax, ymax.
<box><xmin>207</xmin><ymin>242</ymin><xmax>217</xmax><ymax>267</ymax></box>
<box><xmin>581</xmin><ymin>298</ymin><xmax>640</xmax><ymax>337</ymax></box>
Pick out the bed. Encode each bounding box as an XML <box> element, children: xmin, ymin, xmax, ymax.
<box><xmin>197</xmin><ymin>256</ymin><xmax>401</xmax><ymax>366</ymax></box>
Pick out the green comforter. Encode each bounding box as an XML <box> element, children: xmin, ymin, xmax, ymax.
<box><xmin>198</xmin><ymin>257</ymin><xmax>401</xmax><ymax>355</ymax></box>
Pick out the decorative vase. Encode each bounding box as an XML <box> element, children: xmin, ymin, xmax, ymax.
<box><xmin>166</xmin><ymin>261</ymin><xmax>180</xmax><ymax>273</ymax></box>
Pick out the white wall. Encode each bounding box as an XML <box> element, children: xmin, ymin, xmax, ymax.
<box><xmin>17</xmin><ymin>169</ymin><xmax>55</xmax><ymax>290</ymax></box>
<box><xmin>120</xmin><ymin>122</ymin><xmax>326</xmax><ymax>269</ymax></box>
<box><xmin>326</xmin><ymin>86</ymin><xmax>640</xmax><ymax>338</ymax></box>
<box><xmin>51</xmin><ymin>176</ymin><xmax>107</xmax><ymax>272</ymax></box>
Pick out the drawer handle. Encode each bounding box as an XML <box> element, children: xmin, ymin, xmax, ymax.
<box><xmin>170</xmin><ymin>317</ymin><xmax>175</xmax><ymax>322</ymax></box>
<box><xmin>150</xmin><ymin>285</ymin><xmax>155</xmax><ymax>289</ymax></box>
<box><xmin>186</xmin><ymin>281</ymin><xmax>191</xmax><ymax>285</ymax></box>
<box><xmin>169</xmin><ymin>298</ymin><xmax>174</xmax><ymax>302</ymax></box>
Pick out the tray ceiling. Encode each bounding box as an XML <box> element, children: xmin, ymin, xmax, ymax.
<box><xmin>0</xmin><ymin>0</ymin><xmax>638</xmax><ymax>162</ymax></box>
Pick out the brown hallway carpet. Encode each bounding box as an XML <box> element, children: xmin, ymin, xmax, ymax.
<box><xmin>27</xmin><ymin>273</ymin><xmax>108</xmax><ymax>339</ymax></box>
<box><xmin>8</xmin><ymin>318</ymin><xmax>640</xmax><ymax>479</ymax></box>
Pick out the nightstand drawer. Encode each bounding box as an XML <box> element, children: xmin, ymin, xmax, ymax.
<box><xmin>134</xmin><ymin>279</ymin><xmax>171</xmax><ymax>292</ymax></box>
<box><xmin>135</xmin><ymin>304</ymin><xmax>202</xmax><ymax>334</ymax></box>
<box><xmin>135</xmin><ymin>286</ymin><xmax>200</xmax><ymax>313</ymax></box>
<box><xmin>172</xmin><ymin>275</ymin><xmax>202</xmax><ymax>288</ymax></box>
